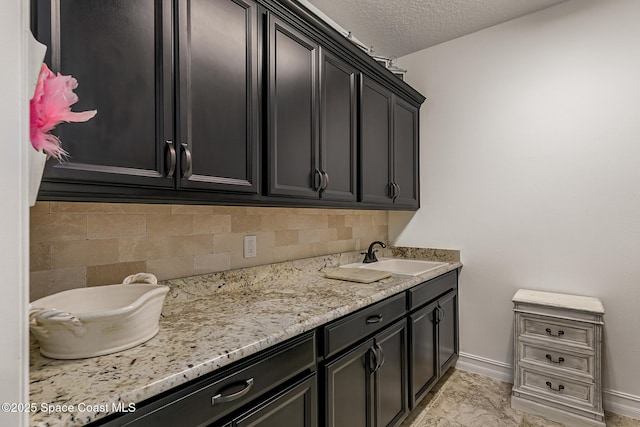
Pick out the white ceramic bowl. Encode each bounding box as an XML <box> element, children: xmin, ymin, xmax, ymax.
<box><xmin>30</xmin><ymin>275</ymin><xmax>169</xmax><ymax>359</ymax></box>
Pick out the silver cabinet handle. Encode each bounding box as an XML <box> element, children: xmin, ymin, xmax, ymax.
<box><xmin>369</xmin><ymin>346</ymin><xmax>379</xmax><ymax>374</ymax></box>
<box><xmin>321</xmin><ymin>170</ymin><xmax>329</xmax><ymax>191</ymax></box>
<box><xmin>394</xmin><ymin>183</ymin><xmax>400</xmax><ymax>199</ymax></box>
<box><xmin>388</xmin><ymin>183</ymin><xmax>395</xmax><ymax>199</ymax></box>
<box><xmin>375</xmin><ymin>341</ymin><xmax>385</xmax><ymax>369</ymax></box>
<box><xmin>181</xmin><ymin>143</ymin><xmax>192</xmax><ymax>178</ymax></box>
<box><xmin>366</xmin><ymin>314</ymin><xmax>383</xmax><ymax>324</ymax></box>
<box><xmin>211</xmin><ymin>378</ymin><xmax>254</xmax><ymax>406</ymax></box>
<box><xmin>165</xmin><ymin>141</ymin><xmax>176</xmax><ymax>178</ymax></box>
<box><xmin>313</xmin><ymin>168</ymin><xmax>323</xmax><ymax>191</ymax></box>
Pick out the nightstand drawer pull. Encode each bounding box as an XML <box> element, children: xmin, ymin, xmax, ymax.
<box><xmin>545</xmin><ymin>328</ymin><xmax>565</xmax><ymax>337</ymax></box>
<box><xmin>546</xmin><ymin>381</ymin><xmax>565</xmax><ymax>392</ymax></box>
<box><xmin>545</xmin><ymin>354</ymin><xmax>565</xmax><ymax>364</ymax></box>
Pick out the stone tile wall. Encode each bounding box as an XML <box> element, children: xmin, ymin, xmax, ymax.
<box><xmin>29</xmin><ymin>202</ymin><xmax>388</xmax><ymax>300</ymax></box>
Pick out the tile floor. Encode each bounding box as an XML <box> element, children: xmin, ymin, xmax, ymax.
<box><xmin>400</xmin><ymin>369</ymin><xmax>640</xmax><ymax>427</ymax></box>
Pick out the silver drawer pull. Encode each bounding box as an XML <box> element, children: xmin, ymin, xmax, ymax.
<box><xmin>545</xmin><ymin>381</ymin><xmax>565</xmax><ymax>392</ymax></box>
<box><xmin>211</xmin><ymin>378</ymin><xmax>254</xmax><ymax>406</ymax></box>
<box><xmin>366</xmin><ymin>314</ymin><xmax>383</xmax><ymax>324</ymax></box>
<box><xmin>545</xmin><ymin>328</ymin><xmax>565</xmax><ymax>337</ymax></box>
<box><xmin>545</xmin><ymin>354</ymin><xmax>565</xmax><ymax>364</ymax></box>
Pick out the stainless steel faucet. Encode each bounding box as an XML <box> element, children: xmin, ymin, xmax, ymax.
<box><xmin>362</xmin><ymin>241</ymin><xmax>386</xmax><ymax>263</ymax></box>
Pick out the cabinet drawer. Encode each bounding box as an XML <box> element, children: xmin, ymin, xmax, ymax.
<box><xmin>229</xmin><ymin>372</ymin><xmax>317</xmax><ymax>427</ymax></box>
<box><xmin>321</xmin><ymin>293</ymin><xmax>405</xmax><ymax>358</ymax></box>
<box><xmin>519</xmin><ymin>367</ymin><xmax>595</xmax><ymax>408</ymax></box>
<box><xmin>520</xmin><ymin>342</ymin><xmax>593</xmax><ymax>378</ymax></box>
<box><xmin>115</xmin><ymin>333</ymin><xmax>315</xmax><ymax>427</ymax></box>
<box><xmin>407</xmin><ymin>271</ymin><xmax>457</xmax><ymax>311</ymax></box>
<box><xmin>520</xmin><ymin>314</ymin><xmax>594</xmax><ymax>349</ymax></box>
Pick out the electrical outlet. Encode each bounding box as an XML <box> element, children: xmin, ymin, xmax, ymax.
<box><xmin>243</xmin><ymin>235</ymin><xmax>257</xmax><ymax>258</ymax></box>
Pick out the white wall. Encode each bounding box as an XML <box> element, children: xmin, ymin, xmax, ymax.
<box><xmin>0</xmin><ymin>0</ymin><xmax>30</xmax><ymax>426</ymax></box>
<box><xmin>391</xmin><ymin>0</ymin><xmax>640</xmax><ymax>415</ymax></box>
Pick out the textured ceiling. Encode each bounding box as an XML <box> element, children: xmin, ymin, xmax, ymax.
<box><xmin>306</xmin><ymin>0</ymin><xmax>566</xmax><ymax>58</ymax></box>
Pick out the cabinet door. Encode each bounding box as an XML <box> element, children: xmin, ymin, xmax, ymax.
<box><xmin>319</xmin><ymin>49</ymin><xmax>357</xmax><ymax>202</ymax></box>
<box><xmin>438</xmin><ymin>290</ymin><xmax>459</xmax><ymax>373</ymax></box>
<box><xmin>373</xmin><ymin>320</ymin><xmax>408</xmax><ymax>427</ymax></box>
<box><xmin>392</xmin><ymin>97</ymin><xmax>419</xmax><ymax>208</ymax></box>
<box><xmin>409</xmin><ymin>300</ymin><xmax>438</xmax><ymax>408</ymax></box>
<box><xmin>268</xmin><ymin>15</ymin><xmax>320</xmax><ymax>198</ymax></box>
<box><xmin>37</xmin><ymin>0</ymin><xmax>173</xmax><ymax>188</ymax></box>
<box><xmin>177</xmin><ymin>0</ymin><xmax>259</xmax><ymax>193</ymax></box>
<box><xmin>360</xmin><ymin>77</ymin><xmax>393</xmax><ymax>205</ymax></box>
<box><xmin>230</xmin><ymin>373</ymin><xmax>317</xmax><ymax>427</ymax></box>
<box><xmin>324</xmin><ymin>339</ymin><xmax>374</xmax><ymax>427</ymax></box>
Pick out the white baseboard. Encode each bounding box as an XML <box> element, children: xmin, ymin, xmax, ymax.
<box><xmin>602</xmin><ymin>388</ymin><xmax>640</xmax><ymax>420</ymax></box>
<box><xmin>455</xmin><ymin>352</ymin><xmax>640</xmax><ymax>420</ymax></box>
<box><xmin>456</xmin><ymin>352</ymin><xmax>513</xmax><ymax>383</ymax></box>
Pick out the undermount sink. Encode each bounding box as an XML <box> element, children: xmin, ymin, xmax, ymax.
<box><xmin>341</xmin><ymin>258</ymin><xmax>448</xmax><ymax>277</ymax></box>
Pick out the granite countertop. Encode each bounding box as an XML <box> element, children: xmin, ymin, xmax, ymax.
<box><xmin>29</xmin><ymin>247</ymin><xmax>461</xmax><ymax>427</ymax></box>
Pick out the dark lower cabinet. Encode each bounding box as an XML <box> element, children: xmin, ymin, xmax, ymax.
<box><xmin>225</xmin><ymin>373</ymin><xmax>317</xmax><ymax>427</ymax></box>
<box><xmin>324</xmin><ymin>338</ymin><xmax>371</xmax><ymax>427</ymax></box>
<box><xmin>409</xmin><ymin>301</ymin><xmax>438</xmax><ymax>406</ymax></box>
<box><xmin>89</xmin><ymin>271</ymin><xmax>458</xmax><ymax>427</ymax></box>
<box><xmin>409</xmin><ymin>288</ymin><xmax>458</xmax><ymax>408</ymax></box>
<box><xmin>324</xmin><ymin>319</ymin><xmax>408</xmax><ymax>427</ymax></box>
<box><xmin>373</xmin><ymin>320</ymin><xmax>409</xmax><ymax>427</ymax></box>
<box><xmin>437</xmin><ymin>290</ymin><xmax>458</xmax><ymax>373</ymax></box>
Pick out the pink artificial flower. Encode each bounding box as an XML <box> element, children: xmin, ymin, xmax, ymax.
<box><xmin>29</xmin><ymin>63</ymin><xmax>97</xmax><ymax>160</ymax></box>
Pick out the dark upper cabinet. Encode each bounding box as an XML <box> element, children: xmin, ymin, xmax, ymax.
<box><xmin>392</xmin><ymin>97</ymin><xmax>419</xmax><ymax>208</ymax></box>
<box><xmin>319</xmin><ymin>49</ymin><xmax>358</xmax><ymax>202</ymax></box>
<box><xmin>176</xmin><ymin>0</ymin><xmax>259</xmax><ymax>193</ymax></box>
<box><xmin>33</xmin><ymin>0</ymin><xmax>424</xmax><ymax>208</ymax></box>
<box><xmin>37</xmin><ymin>0</ymin><xmax>174</xmax><ymax>188</ymax></box>
<box><xmin>267</xmin><ymin>16</ymin><xmax>358</xmax><ymax>201</ymax></box>
<box><xmin>267</xmin><ymin>14</ymin><xmax>319</xmax><ymax>199</ymax></box>
<box><xmin>360</xmin><ymin>76</ymin><xmax>420</xmax><ymax>208</ymax></box>
<box><xmin>360</xmin><ymin>77</ymin><xmax>393</xmax><ymax>205</ymax></box>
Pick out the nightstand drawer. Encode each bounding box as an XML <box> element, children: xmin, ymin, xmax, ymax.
<box><xmin>519</xmin><ymin>368</ymin><xmax>595</xmax><ymax>408</ymax></box>
<box><xmin>520</xmin><ymin>314</ymin><xmax>594</xmax><ymax>349</ymax></box>
<box><xmin>520</xmin><ymin>342</ymin><xmax>593</xmax><ymax>378</ymax></box>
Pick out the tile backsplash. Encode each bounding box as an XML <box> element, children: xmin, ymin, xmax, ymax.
<box><xmin>30</xmin><ymin>202</ymin><xmax>388</xmax><ymax>301</ymax></box>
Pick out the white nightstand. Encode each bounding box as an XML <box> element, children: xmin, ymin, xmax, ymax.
<box><xmin>511</xmin><ymin>289</ymin><xmax>605</xmax><ymax>427</ymax></box>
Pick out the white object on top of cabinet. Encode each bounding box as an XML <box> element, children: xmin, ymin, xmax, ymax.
<box><xmin>511</xmin><ymin>289</ymin><xmax>605</xmax><ymax>427</ymax></box>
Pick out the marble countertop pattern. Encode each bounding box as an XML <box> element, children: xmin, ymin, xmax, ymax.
<box><xmin>29</xmin><ymin>249</ymin><xmax>461</xmax><ymax>427</ymax></box>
